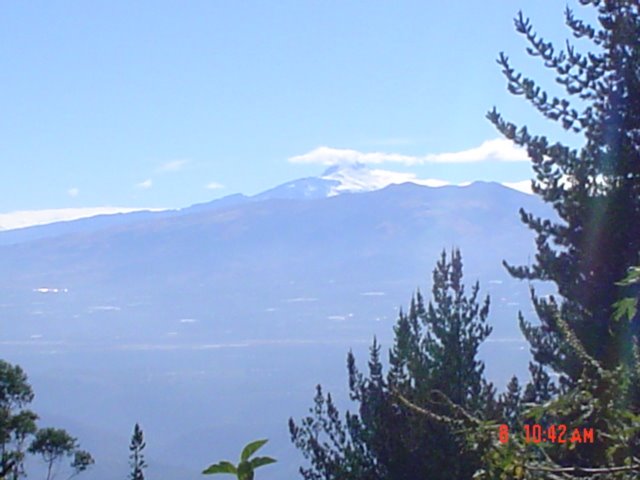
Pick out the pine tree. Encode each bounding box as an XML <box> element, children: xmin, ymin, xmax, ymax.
<box><xmin>498</xmin><ymin>376</ymin><xmax>522</xmax><ymax>431</ymax></box>
<box><xmin>475</xmin><ymin>1</ymin><xmax>640</xmax><ymax>477</ymax></box>
<box><xmin>129</xmin><ymin>423</ymin><xmax>146</xmax><ymax>480</ymax></box>
<box><xmin>422</xmin><ymin>250</ymin><xmax>492</xmax><ymax>411</ymax></box>
<box><xmin>521</xmin><ymin>362</ymin><xmax>556</xmax><ymax>405</ymax></box>
<box><xmin>290</xmin><ymin>249</ymin><xmax>495</xmax><ymax>480</ymax></box>
<box><xmin>487</xmin><ymin>0</ymin><xmax>640</xmax><ymax>387</ymax></box>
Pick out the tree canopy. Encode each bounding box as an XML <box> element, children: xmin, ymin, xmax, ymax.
<box><xmin>0</xmin><ymin>359</ymin><xmax>93</xmax><ymax>480</ymax></box>
<box><xmin>481</xmin><ymin>0</ymin><xmax>640</xmax><ymax>477</ymax></box>
<box><xmin>290</xmin><ymin>249</ymin><xmax>496</xmax><ymax>480</ymax></box>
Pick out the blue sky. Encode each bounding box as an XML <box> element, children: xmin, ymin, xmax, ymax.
<box><xmin>1</xmin><ymin>0</ymin><xmax>593</xmax><ymax>220</ymax></box>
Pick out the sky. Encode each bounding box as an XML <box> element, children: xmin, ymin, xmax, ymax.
<box><xmin>1</xmin><ymin>0</ymin><xmax>597</xmax><ymax>226</ymax></box>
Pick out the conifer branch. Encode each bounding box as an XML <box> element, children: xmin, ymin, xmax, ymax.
<box><xmin>526</xmin><ymin>462</ymin><xmax>640</xmax><ymax>475</ymax></box>
<box><xmin>553</xmin><ymin>307</ymin><xmax>606</xmax><ymax>378</ymax></box>
<box><xmin>392</xmin><ymin>389</ymin><xmax>462</xmax><ymax>427</ymax></box>
<box><xmin>391</xmin><ymin>388</ymin><xmax>493</xmax><ymax>435</ymax></box>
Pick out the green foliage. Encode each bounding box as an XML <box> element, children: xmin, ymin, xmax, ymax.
<box><xmin>614</xmin><ymin>266</ymin><xmax>640</xmax><ymax>321</ymax></box>
<box><xmin>202</xmin><ymin>439</ymin><xmax>276</xmax><ymax>480</ymax></box>
<box><xmin>29</xmin><ymin>427</ymin><xmax>93</xmax><ymax>480</ymax></box>
<box><xmin>129</xmin><ymin>423</ymin><xmax>146</xmax><ymax>480</ymax></box>
<box><xmin>0</xmin><ymin>360</ymin><xmax>37</xmax><ymax>479</ymax></box>
<box><xmin>289</xmin><ymin>2</ymin><xmax>640</xmax><ymax>477</ymax></box>
<box><xmin>29</xmin><ymin>428</ymin><xmax>77</xmax><ymax>462</ymax></box>
<box><xmin>70</xmin><ymin>450</ymin><xmax>94</xmax><ymax>477</ymax></box>
<box><xmin>0</xmin><ymin>362</ymin><xmax>34</xmax><ymax>408</ymax></box>
<box><xmin>498</xmin><ymin>376</ymin><xmax>522</xmax><ymax>431</ymax></box>
<box><xmin>474</xmin><ymin>309</ymin><xmax>640</xmax><ymax>479</ymax></box>
<box><xmin>0</xmin><ymin>360</ymin><xmax>92</xmax><ymax>480</ymax></box>
<box><xmin>204</xmin><ymin>462</ymin><xmax>237</xmax><ymax>475</ymax></box>
<box><xmin>290</xmin><ymin>249</ymin><xmax>496</xmax><ymax>479</ymax></box>
<box><xmin>488</xmin><ymin>0</ymin><xmax>640</xmax><ymax>384</ymax></box>
<box><xmin>484</xmin><ymin>1</ymin><xmax>640</xmax><ymax>475</ymax></box>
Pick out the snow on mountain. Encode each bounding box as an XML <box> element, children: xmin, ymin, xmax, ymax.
<box><xmin>0</xmin><ymin>165</ymin><xmax>532</xmax><ymax>234</ymax></box>
<box><xmin>252</xmin><ymin>163</ymin><xmax>456</xmax><ymax>201</ymax></box>
<box><xmin>320</xmin><ymin>162</ymin><xmax>450</xmax><ymax>196</ymax></box>
<box><xmin>251</xmin><ymin>176</ymin><xmax>339</xmax><ymax>201</ymax></box>
<box><xmin>255</xmin><ymin>163</ymin><xmax>531</xmax><ymax>200</ymax></box>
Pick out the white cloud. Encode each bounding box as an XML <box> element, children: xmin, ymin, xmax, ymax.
<box><xmin>67</xmin><ymin>188</ymin><xmax>79</xmax><ymax>197</ymax></box>
<box><xmin>0</xmin><ymin>207</ymin><xmax>169</xmax><ymax>231</ymax></box>
<box><xmin>427</xmin><ymin>139</ymin><xmax>528</xmax><ymax>163</ymax></box>
<box><xmin>502</xmin><ymin>180</ymin><xmax>533</xmax><ymax>195</ymax></box>
<box><xmin>205</xmin><ymin>181</ymin><xmax>225</xmax><ymax>190</ymax></box>
<box><xmin>291</xmin><ymin>147</ymin><xmax>418</xmax><ymax>166</ymax></box>
<box><xmin>320</xmin><ymin>163</ymin><xmax>534</xmax><ymax>196</ymax></box>
<box><xmin>136</xmin><ymin>179</ymin><xmax>153</xmax><ymax>189</ymax></box>
<box><xmin>289</xmin><ymin>138</ymin><xmax>528</xmax><ymax>166</ymax></box>
<box><xmin>157</xmin><ymin>159</ymin><xmax>189</xmax><ymax>172</ymax></box>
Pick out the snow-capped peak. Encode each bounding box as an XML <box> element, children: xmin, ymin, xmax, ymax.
<box><xmin>320</xmin><ymin>163</ymin><xmax>449</xmax><ymax>196</ymax></box>
<box><xmin>252</xmin><ymin>163</ymin><xmax>532</xmax><ymax>202</ymax></box>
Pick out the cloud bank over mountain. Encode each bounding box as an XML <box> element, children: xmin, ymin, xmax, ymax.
<box><xmin>0</xmin><ymin>207</ymin><xmax>169</xmax><ymax>231</ymax></box>
<box><xmin>0</xmin><ymin>162</ymin><xmax>533</xmax><ymax>230</ymax></box>
<box><xmin>289</xmin><ymin>138</ymin><xmax>528</xmax><ymax>166</ymax></box>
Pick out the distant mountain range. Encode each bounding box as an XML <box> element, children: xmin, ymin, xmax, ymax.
<box><xmin>0</xmin><ymin>163</ymin><xmax>531</xmax><ymax>236</ymax></box>
<box><xmin>0</xmin><ymin>169</ymin><xmax>552</xmax><ymax>341</ymax></box>
<box><xmin>251</xmin><ymin>163</ymin><xmax>455</xmax><ymax>200</ymax></box>
<box><xmin>0</xmin><ymin>172</ymin><xmax>555</xmax><ymax>355</ymax></box>
<box><xmin>0</xmin><ymin>169</ymin><xmax>554</xmax><ymax>480</ymax></box>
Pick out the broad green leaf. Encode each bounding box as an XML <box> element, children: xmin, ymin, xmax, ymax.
<box><xmin>616</xmin><ymin>267</ymin><xmax>640</xmax><ymax>286</ymax></box>
<box><xmin>237</xmin><ymin>460</ymin><xmax>253</xmax><ymax>480</ymax></box>
<box><xmin>202</xmin><ymin>461</ymin><xmax>237</xmax><ymax>475</ymax></box>
<box><xmin>613</xmin><ymin>297</ymin><xmax>638</xmax><ymax>322</ymax></box>
<box><xmin>240</xmin><ymin>439</ymin><xmax>268</xmax><ymax>461</ymax></box>
<box><xmin>249</xmin><ymin>456</ymin><xmax>277</xmax><ymax>469</ymax></box>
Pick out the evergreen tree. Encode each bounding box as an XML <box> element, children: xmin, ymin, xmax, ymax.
<box><xmin>474</xmin><ymin>1</ymin><xmax>640</xmax><ymax>477</ymax></box>
<box><xmin>487</xmin><ymin>0</ymin><xmax>640</xmax><ymax>387</ymax></box>
<box><xmin>128</xmin><ymin>423</ymin><xmax>146</xmax><ymax>480</ymax></box>
<box><xmin>290</xmin><ymin>249</ymin><xmax>495</xmax><ymax>480</ymax></box>
<box><xmin>475</xmin><ymin>303</ymin><xmax>640</xmax><ymax>479</ymax></box>
<box><xmin>521</xmin><ymin>362</ymin><xmax>556</xmax><ymax>405</ymax></box>
<box><xmin>421</xmin><ymin>250</ymin><xmax>492</xmax><ymax>411</ymax></box>
<box><xmin>498</xmin><ymin>376</ymin><xmax>522</xmax><ymax>431</ymax></box>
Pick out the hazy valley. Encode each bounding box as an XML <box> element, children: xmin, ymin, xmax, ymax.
<box><xmin>0</xmin><ymin>176</ymin><xmax>553</xmax><ymax>479</ymax></box>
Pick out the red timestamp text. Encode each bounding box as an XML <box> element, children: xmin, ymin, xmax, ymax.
<box><xmin>498</xmin><ymin>424</ymin><xmax>595</xmax><ymax>444</ymax></box>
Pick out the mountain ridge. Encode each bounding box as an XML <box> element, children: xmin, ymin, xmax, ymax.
<box><xmin>0</xmin><ymin>176</ymin><xmax>551</xmax><ymax>480</ymax></box>
<box><xmin>0</xmin><ymin>160</ymin><xmax>532</xmax><ymax>243</ymax></box>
